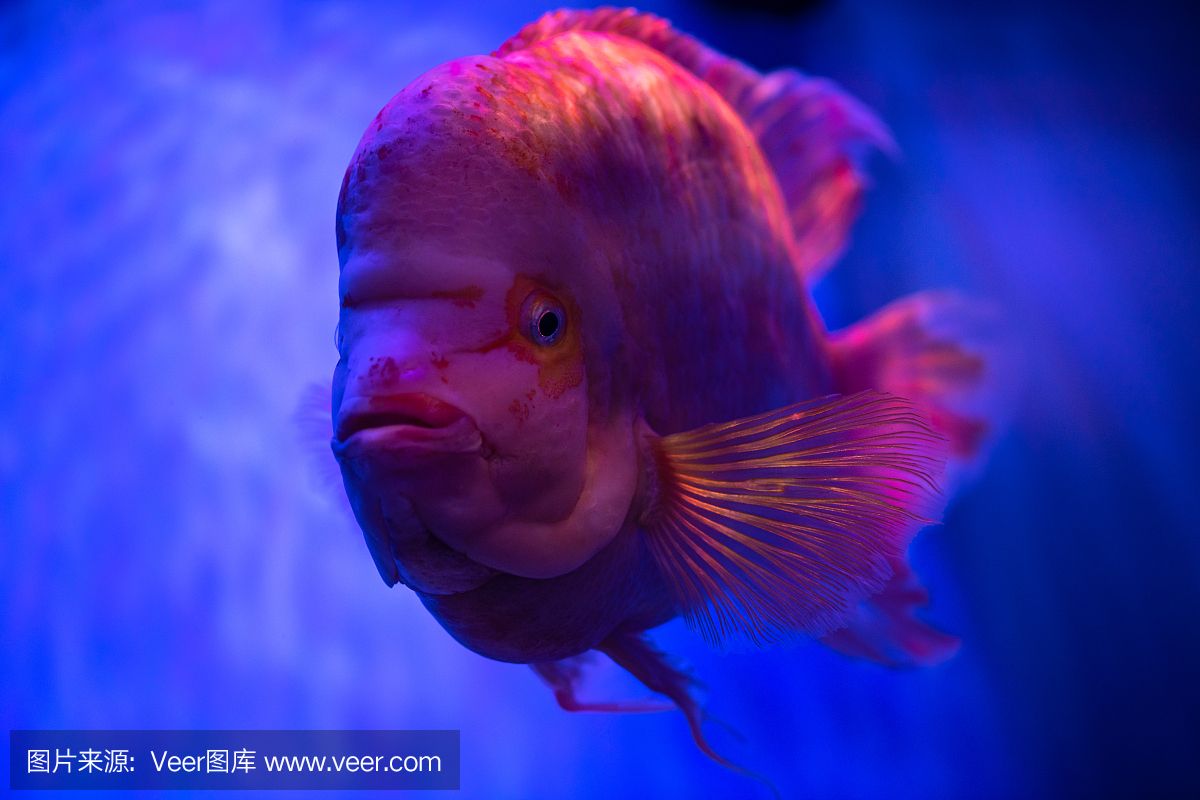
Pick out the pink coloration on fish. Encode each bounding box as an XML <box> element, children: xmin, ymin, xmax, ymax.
<box><xmin>326</xmin><ymin>6</ymin><xmax>1001</xmax><ymax>777</ymax></box>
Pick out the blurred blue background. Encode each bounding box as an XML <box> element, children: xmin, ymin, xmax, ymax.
<box><xmin>2</xmin><ymin>1</ymin><xmax>1196</xmax><ymax>797</ymax></box>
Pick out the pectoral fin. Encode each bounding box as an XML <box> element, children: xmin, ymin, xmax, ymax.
<box><xmin>293</xmin><ymin>380</ymin><xmax>343</xmax><ymax>494</ymax></box>
<box><xmin>643</xmin><ymin>391</ymin><xmax>948</xmax><ymax>648</ymax></box>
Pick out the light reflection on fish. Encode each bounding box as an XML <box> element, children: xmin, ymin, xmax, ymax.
<box><xmin>327</xmin><ymin>7</ymin><xmax>998</xmax><ymax>774</ymax></box>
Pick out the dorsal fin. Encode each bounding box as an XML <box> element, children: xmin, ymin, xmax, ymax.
<box><xmin>496</xmin><ymin>7</ymin><xmax>895</xmax><ymax>283</ymax></box>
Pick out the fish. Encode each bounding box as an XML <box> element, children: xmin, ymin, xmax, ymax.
<box><xmin>326</xmin><ymin>6</ymin><xmax>1000</xmax><ymax>775</ymax></box>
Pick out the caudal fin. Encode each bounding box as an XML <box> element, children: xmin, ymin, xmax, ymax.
<box><xmin>829</xmin><ymin>291</ymin><xmax>1007</xmax><ymax>488</ymax></box>
<box><xmin>820</xmin><ymin>557</ymin><xmax>959</xmax><ymax>667</ymax></box>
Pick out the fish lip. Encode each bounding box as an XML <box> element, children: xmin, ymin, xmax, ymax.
<box><xmin>331</xmin><ymin>394</ymin><xmax>482</xmax><ymax>458</ymax></box>
<box><xmin>335</xmin><ymin>392</ymin><xmax>468</xmax><ymax>440</ymax></box>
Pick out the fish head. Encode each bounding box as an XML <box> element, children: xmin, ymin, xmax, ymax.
<box><xmin>331</xmin><ymin>57</ymin><xmax>641</xmax><ymax>593</ymax></box>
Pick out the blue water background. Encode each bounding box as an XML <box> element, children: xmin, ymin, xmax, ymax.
<box><xmin>2</xmin><ymin>1</ymin><xmax>1196</xmax><ymax>797</ymax></box>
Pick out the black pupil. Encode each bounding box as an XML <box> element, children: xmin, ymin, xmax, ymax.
<box><xmin>538</xmin><ymin>311</ymin><xmax>560</xmax><ymax>339</ymax></box>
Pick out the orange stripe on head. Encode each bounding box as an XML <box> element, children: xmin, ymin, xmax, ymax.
<box><xmin>467</xmin><ymin>274</ymin><xmax>585</xmax><ymax>400</ymax></box>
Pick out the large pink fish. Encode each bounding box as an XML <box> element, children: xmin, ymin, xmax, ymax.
<box><xmin>329</xmin><ymin>7</ymin><xmax>997</xmax><ymax>768</ymax></box>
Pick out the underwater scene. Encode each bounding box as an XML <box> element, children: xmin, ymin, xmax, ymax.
<box><xmin>2</xmin><ymin>1</ymin><xmax>1197</xmax><ymax>797</ymax></box>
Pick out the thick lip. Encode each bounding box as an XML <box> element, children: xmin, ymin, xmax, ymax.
<box><xmin>332</xmin><ymin>393</ymin><xmax>481</xmax><ymax>457</ymax></box>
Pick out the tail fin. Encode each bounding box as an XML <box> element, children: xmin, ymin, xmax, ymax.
<box><xmin>829</xmin><ymin>291</ymin><xmax>1007</xmax><ymax>488</ymax></box>
<box><xmin>497</xmin><ymin>7</ymin><xmax>891</xmax><ymax>282</ymax></box>
<box><xmin>820</xmin><ymin>557</ymin><xmax>960</xmax><ymax>667</ymax></box>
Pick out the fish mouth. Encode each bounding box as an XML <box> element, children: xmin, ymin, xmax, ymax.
<box><xmin>333</xmin><ymin>393</ymin><xmax>495</xmax><ymax>594</ymax></box>
<box><xmin>332</xmin><ymin>393</ymin><xmax>481</xmax><ymax>458</ymax></box>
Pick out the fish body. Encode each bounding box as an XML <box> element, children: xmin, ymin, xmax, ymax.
<box><xmin>330</xmin><ymin>7</ymin><xmax>997</xmax><ymax>764</ymax></box>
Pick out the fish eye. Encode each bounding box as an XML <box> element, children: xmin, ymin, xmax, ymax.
<box><xmin>522</xmin><ymin>293</ymin><xmax>567</xmax><ymax>346</ymax></box>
